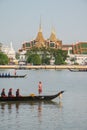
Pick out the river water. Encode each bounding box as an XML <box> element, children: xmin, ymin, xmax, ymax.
<box><xmin>0</xmin><ymin>69</ymin><xmax>87</xmax><ymax>130</ymax></box>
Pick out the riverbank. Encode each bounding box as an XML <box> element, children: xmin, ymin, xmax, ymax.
<box><xmin>0</xmin><ymin>65</ymin><xmax>87</xmax><ymax>69</ymax></box>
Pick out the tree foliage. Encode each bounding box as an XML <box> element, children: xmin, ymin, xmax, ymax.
<box><xmin>54</xmin><ymin>49</ymin><xmax>67</xmax><ymax>65</ymax></box>
<box><xmin>0</xmin><ymin>52</ymin><xmax>9</xmax><ymax>65</ymax></box>
<box><xmin>26</xmin><ymin>47</ymin><xmax>68</xmax><ymax>65</ymax></box>
<box><xmin>55</xmin><ymin>53</ymin><xmax>64</xmax><ymax>65</ymax></box>
<box><xmin>27</xmin><ymin>54</ymin><xmax>41</xmax><ymax>65</ymax></box>
<box><xmin>42</xmin><ymin>57</ymin><xmax>50</xmax><ymax>65</ymax></box>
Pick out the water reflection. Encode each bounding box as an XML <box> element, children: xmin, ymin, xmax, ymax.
<box><xmin>0</xmin><ymin>101</ymin><xmax>63</xmax><ymax>129</ymax></box>
<box><xmin>0</xmin><ymin>101</ymin><xmax>63</xmax><ymax>110</ymax></box>
<box><xmin>38</xmin><ymin>102</ymin><xmax>42</xmax><ymax>122</ymax></box>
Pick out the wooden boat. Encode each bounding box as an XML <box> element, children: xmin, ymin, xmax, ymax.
<box><xmin>0</xmin><ymin>91</ymin><xmax>64</xmax><ymax>102</ymax></box>
<box><xmin>68</xmin><ymin>68</ymin><xmax>87</xmax><ymax>72</ymax></box>
<box><xmin>0</xmin><ymin>74</ymin><xmax>27</xmax><ymax>78</ymax></box>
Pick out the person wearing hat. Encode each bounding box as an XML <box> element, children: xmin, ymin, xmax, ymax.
<box><xmin>1</xmin><ymin>88</ymin><xmax>6</xmax><ymax>97</ymax></box>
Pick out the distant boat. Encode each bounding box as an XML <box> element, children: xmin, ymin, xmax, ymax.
<box><xmin>0</xmin><ymin>74</ymin><xmax>27</xmax><ymax>78</ymax></box>
<box><xmin>0</xmin><ymin>91</ymin><xmax>64</xmax><ymax>102</ymax></box>
<box><xmin>68</xmin><ymin>68</ymin><xmax>87</xmax><ymax>72</ymax></box>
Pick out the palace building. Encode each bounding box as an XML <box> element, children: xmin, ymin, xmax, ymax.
<box><xmin>19</xmin><ymin>23</ymin><xmax>87</xmax><ymax>58</ymax></box>
<box><xmin>19</xmin><ymin>23</ymin><xmax>62</xmax><ymax>52</ymax></box>
<box><xmin>72</xmin><ymin>42</ymin><xmax>87</xmax><ymax>54</ymax></box>
<box><xmin>18</xmin><ymin>22</ymin><xmax>87</xmax><ymax>65</ymax></box>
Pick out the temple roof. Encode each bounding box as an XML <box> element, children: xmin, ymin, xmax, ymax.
<box><xmin>35</xmin><ymin>32</ymin><xmax>45</xmax><ymax>43</ymax></box>
<box><xmin>35</xmin><ymin>42</ymin><xmax>45</xmax><ymax>48</ymax></box>
<box><xmin>35</xmin><ymin>23</ymin><xmax>45</xmax><ymax>43</ymax></box>
<box><xmin>49</xmin><ymin>28</ymin><xmax>58</xmax><ymax>42</ymax></box>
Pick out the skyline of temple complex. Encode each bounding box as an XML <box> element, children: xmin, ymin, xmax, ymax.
<box><xmin>19</xmin><ymin>22</ymin><xmax>63</xmax><ymax>51</ymax></box>
<box><xmin>19</xmin><ymin>22</ymin><xmax>87</xmax><ymax>55</ymax></box>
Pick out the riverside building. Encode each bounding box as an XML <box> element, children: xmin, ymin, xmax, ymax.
<box><xmin>18</xmin><ymin>23</ymin><xmax>87</xmax><ymax>65</ymax></box>
<box><xmin>19</xmin><ymin>23</ymin><xmax>62</xmax><ymax>52</ymax></box>
<box><xmin>1</xmin><ymin>42</ymin><xmax>16</xmax><ymax>64</ymax></box>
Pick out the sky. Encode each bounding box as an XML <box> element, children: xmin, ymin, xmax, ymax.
<box><xmin>0</xmin><ymin>0</ymin><xmax>87</xmax><ymax>51</ymax></box>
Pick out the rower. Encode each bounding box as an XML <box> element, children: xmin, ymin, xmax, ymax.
<box><xmin>1</xmin><ymin>88</ymin><xmax>7</xmax><ymax>97</ymax></box>
<box><xmin>5</xmin><ymin>73</ymin><xmax>7</xmax><ymax>77</ymax></box>
<box><xmin>16</xmin><ymin>89</ymin><xmax>21</xmax><ymax>97</ymax></box>
<box><xmin>8</xmin><ymin>72</ymin><xmax>10</xmax><ymax>77</ymax></box>
<box><xmin>2</xmin><ymin>73</ymin><xmax>4</xmax><ymax>77</ymax></box>
<box><xmin>8</xmin><ymin>88</ymin><xmax>14</xmax><ymax>97</ymax></box>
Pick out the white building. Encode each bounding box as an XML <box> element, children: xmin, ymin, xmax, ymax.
<box><xmin>1</xmin><ymin>42</ymin><xmax>16</xmax><ymax>60</ymax></box>
<box><xmin>66</xmin><ymin>47</ymin><xmax>87</xmax><ymax>65</ymax></box>
<box><xmin>18</xmin><ymin>50</ymin><xmax>26</xmax><ymax>65</ymax></box>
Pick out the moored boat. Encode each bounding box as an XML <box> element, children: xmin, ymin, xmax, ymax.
<box><xmin>68</xmin><ymin>68</ymin><xmax>87</xmax><ymax>72</ymax></box>
<box><xmin>0</xmin><ymin>91</ymin><xmax>64</xmax><ymax>102</ymax></box>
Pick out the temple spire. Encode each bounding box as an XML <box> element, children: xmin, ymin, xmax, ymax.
<box><xmin>52</xmin><ymin>26</ymin><xmax>56</xmax><ymax>35</ymax></box>
<box><xmin>35</xmin><ymin>18</ymin><xmax>45</xmax><ymax>43</ymax></box>
<box><xmin>49</xmin><ymin>27</ymin><xmax>57</xmax><ymax>42</ymax></box>
<box><xmin>10</xmin><ymin>42</ymin><xmax>13</xmax><ymax>50</ymax></box>
<box><xmin>39</xmin><ymin>16</ymin><xmax>42</xmax><ymax>32</ymax></box>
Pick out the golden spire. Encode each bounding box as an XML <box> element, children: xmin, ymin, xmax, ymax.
<box><xmin>39</xmin><ymin>16</ymin><xmax>42</xmax><ymax>32</ymax></box>
<box><xmin>49</xmin><ymin>27</ymin><xmax>57</xmax><ymax>42</ymax></box>
<box><xmin>35</xmin><ymin>18</ymin><xmax>45</xmax><ymax>43</ymax></box>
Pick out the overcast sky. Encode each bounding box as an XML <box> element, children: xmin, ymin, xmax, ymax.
<box><xmin>0</xmin><ymin>0</ymin><xmax>87</xmax><ymax>51</ymax></box>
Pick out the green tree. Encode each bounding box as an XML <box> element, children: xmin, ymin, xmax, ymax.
<box><xmin>0</xmin><ymin>52</ymin><xmax>9</xmax><ymax>65</ymax></box>
<box><xmin>41</xmin><ymin>47</ymin><xmax>50</xmax><ymax>65</ymax></box>
<box><xmin>16</xmin><ymin>52</ymin><xmax>20</xmax><ymax>59</ymax></box>
<box><xmin>27</xmin><ymin>54</ymin><xmax>41</xmax><ymax>65</ymax></box>
<box><xmin>42</xmin><ymin>57</ymin><xmax>50</xmax><ymax>65</ymax></box>
<box><xmin>55</xmin><ymin>53</ymin><xmax>64</xmax><ymax>65</ymax></box>
<box><xmin>53</xmin><ymin>49</ymin><xmax>67</xmax><ymax>65</ymax></box>
<box><xmin>62</xmin><ymin>50</ymin><xmax>67</xmax><ymax>61</ymax></box>
<box><xmin>26</xmin><ymin>47</ymin><xmax>68</xmax><ymax>65</ymax></box>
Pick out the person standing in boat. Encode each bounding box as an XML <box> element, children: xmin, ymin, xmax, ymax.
<box><xmin>14</xmin><ymin>69</ymin><xmax>16</xmax><ymax>76</ymax></box>
<box><xmin>16</xmin><ymin>89</ymin><xmax>21</xmax><ymax>97</ymax></box>
<box><xmin>8</xmin><ymin>88</ymin><xmax>14</xmax><ymax>97</ymax></box>
<box><xmin>1</xmin><ymin>88</ymin><xmax>7</xmax><ymax>97</ymax></box>
<box><xmin>38</xmin><ymin>81</ymin><xmax>42</xmax><ymax>95</ymax></box>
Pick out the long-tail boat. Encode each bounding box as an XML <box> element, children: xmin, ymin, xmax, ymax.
<box><xmin>0</xmin><ymin>91</ymin><xmax>64</xmax><ymax>102</ymax></box>
<box><xmin>0</xmin><ymin>74</ymin><xmax>27</xmax><ymax>78</ymax></box>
